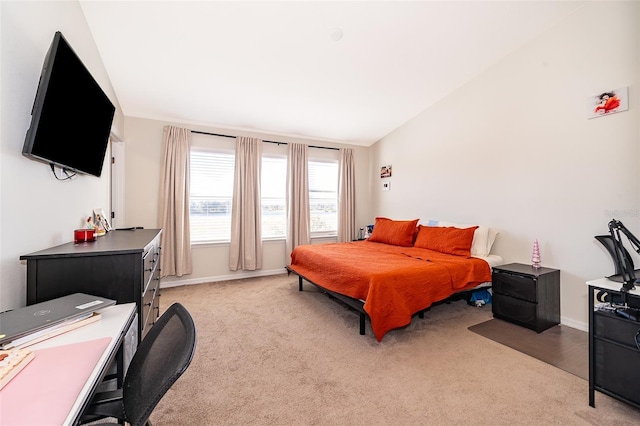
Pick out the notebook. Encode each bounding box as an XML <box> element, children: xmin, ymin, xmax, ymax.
<box><xmin>0</xmin><ymin>293</ymin><xmax>115</xmax><ymax>347</ymax></box>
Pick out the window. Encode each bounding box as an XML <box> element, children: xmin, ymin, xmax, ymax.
<box><xmin>309</xmin><ymin>160</ymin><xmax>338</xmax><ymax>236</ymax></box>
<box><xmin>260</xmin><ymin>157</ymin><xmax>338</xmax><ymax>239</ymax></box>
<box><xmin>261</xmin><ymin>156</ymin><xmax>286</xmax><ymax>239</ymax></box>
<box><xmin>189</xmin><ymin>149</ymin><xmax>234</xmax><ymax>243</ymax></box>
<box><xmin>189</xmin><ymin>147</ymin><xmax>339</xmax><ymax>243</ymax></box>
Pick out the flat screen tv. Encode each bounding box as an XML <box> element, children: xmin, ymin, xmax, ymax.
<box><xmin>22</xmin><ymin>31</ymin><xmax>115</xmax><ymax>177</ymax></box>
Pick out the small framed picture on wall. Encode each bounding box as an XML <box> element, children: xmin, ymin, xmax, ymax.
<box><xmin>587</xmin><ymin>86</ymin><xmax>628</xmax><ymax>119</ymax></box>
<box><xmin>380</xmin><ymin>165</ymin><xmax>392</xmax><ymax>178</ymax></box>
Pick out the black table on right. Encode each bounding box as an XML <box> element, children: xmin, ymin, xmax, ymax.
<box><xmin>586</xmin><ymin>277</ymin><xmax>640</xmax><ymax>410</ymax></box>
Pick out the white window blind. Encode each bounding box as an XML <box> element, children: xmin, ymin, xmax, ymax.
<box><xmin>309</xmin><ymin>160</ymin><xmax>338</xmax><ymax>236</ymax></box>
<box><xmin>189</xmin><ymin>149</ymin><xmax>235</xmax><ymax>243</ymax></box>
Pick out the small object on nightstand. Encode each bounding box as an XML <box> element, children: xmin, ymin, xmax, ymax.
<box><xmin>365</xmin><ymin>225</ymin><xmax>373</xmax><ymax>238</ymax></box>
<box><xmin>531</xmin><ymin>239</ymin><xmax>541</xmax><ymax>268</ymax></box>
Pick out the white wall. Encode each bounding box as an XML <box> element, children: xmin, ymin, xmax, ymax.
<box><xmin>370</xmin><ymin>1</ymin><xmax>640</xmax><ymax>330</ymax></box>
<box><xmin>0</xmin><ymin>1</ymin><xmax>123</xmax><ymax>311</ymax></box>
<box><xmin>122</xmin><ymin>116</ymin><xmax>370</xmax><ymax>287</ymax></box>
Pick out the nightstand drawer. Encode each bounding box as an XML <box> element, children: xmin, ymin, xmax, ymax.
<box><xmin>492</xmin><ymin>293</ymin><xmax>537</xmax><ymax>327</ymax></box>
<box><xmin>493</xmin><ymin>271</ymin><xmax>537</xmax><ymax>302</ymax></box>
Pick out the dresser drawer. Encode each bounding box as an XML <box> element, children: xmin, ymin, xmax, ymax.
<box><xmin>142</xmin><ymin>240</ymin><xmax>160</xmax><ymax>294</ymax></box>
<box><xmin>141</xmin><ymin>283</ymin><xmax>158</xmax><ymax>333</ymax></box>
<box><xmin>492</xmin><ymin>293</ymin><xmax>537</xmax><ymax>328</ymax></box>
<box><xmin>492</xmin><ymin>271</ymin><xmax>537</xmax><ymax>302</ymax></box>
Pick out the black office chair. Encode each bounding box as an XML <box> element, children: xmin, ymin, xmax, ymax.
<box><xmin>83</xmin><ymin>302</ymin><xmax>197</xmax><ymax>426</ymax></box>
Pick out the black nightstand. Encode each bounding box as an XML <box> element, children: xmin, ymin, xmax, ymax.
<box><xmin>492</xmin><ymin>263</ymin><xmax>560</xmax><ymax>333</ymax></box>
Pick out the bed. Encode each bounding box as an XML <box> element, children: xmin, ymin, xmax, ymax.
<box><xmin>286</xmin><ymin>217</ymin><xmax>502</xmax><ymax>341</ymax></box>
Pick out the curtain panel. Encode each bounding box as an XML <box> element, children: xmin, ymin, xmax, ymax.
<box><xmin>286</xmin><ymin>143</ymin><xmax>310</xmax><ymax>256</ymax></box>
<box><xmin>229</xmin><ymin>136</ymin><xmax>263</xmax><ymax>271</ymax></box>
<box><xmin>337</xmin><ymin>148</ymin><xmax>356</xmax><ymax>242</ymax></box>
<box><xmin>158</xmin><ymin>125</ymin><xmax>193</xmax><ymax>277</ymax></box>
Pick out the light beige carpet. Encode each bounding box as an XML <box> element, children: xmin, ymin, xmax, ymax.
<box><xmin>150</xmin><ymin>274</ymin><xmax>640</xmax><ymax>425</ymax></box>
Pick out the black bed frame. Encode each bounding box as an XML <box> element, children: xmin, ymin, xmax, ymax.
<box><xmin>285</xmin><ymin>266</ymin><xmax>482</xmax><ymax>336</ymax></box>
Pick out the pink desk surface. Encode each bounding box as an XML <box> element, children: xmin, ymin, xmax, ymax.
<box><xmin>0</xmin><ymin>337</ymin><xmax>111</xmax><ymax>426</ymax></box>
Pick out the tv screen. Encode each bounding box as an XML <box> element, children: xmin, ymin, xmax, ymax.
<box><xmin>22</xmin><ymin>31</ymin><xmax>115</xmax><ymax>177</ymax></box>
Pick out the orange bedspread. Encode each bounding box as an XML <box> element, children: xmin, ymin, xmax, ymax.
<box><xmin>288</xmin><ymin>240</ymin><xmax>491</xmax><ymax>341</ymax></box>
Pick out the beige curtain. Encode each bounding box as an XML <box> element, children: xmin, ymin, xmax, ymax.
<box><xmin>158</xmin><ymin>125</ymin><xmax>192</xmax><ymax>277</ymax></box>
<box><xmin>286</xmin><ymin>143</ymin><xmax>310</xmax><ymax>256</ymax></box>
<box><xmin>229</xmin><ymin>137</ymin><xmax>263</xmax><ymax>271</ymax></box>
<box><xmin>337</xmin><ymin>148</ymin><xmax>356</xmax><ymax>242</ymax></box>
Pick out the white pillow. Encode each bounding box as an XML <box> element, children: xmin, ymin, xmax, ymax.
<box><xmin>436</xmin><ymin>221</ymin><xmax>496</xmax><ymax>257</ymax></box>
<box><xmin>487</xmin><ymin>228</ymin><xmax>499</xmax><ymax>254</ymax></box>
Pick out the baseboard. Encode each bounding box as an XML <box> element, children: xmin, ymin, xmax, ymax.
<box><xmin>160</xmin><ymin>268</ymin><xmax>288</xmax><ymax>288</ymax></box>
<box><xmin>560</xmin><ymin>316</ymin><xmax>587</xmax><ymax>332</ymax></box>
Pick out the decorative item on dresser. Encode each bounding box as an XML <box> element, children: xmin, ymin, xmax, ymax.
<box><xmin>20</xmin><ymin>228</ymin><xmax>162</xmax><ymax>342</ymax></box>
<box><xmin>491</xmin><ymin>262</ymin><xmax>560</xmax><ymax>333</ymax></box>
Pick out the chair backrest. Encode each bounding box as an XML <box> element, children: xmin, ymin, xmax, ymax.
<box><xmin>122</xmin><ymin>302</ymin><xmax>197</xmax><ymax>426</ymax></box>
<box><xmin>595</xmin><ymin>234</ymin><xmax>635</xmax><ymax>276</ymax></box>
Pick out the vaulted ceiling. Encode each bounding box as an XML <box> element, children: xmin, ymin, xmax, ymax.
<box><xmin>80</xmin><ymin>1</ymin><xmax>584</xmax><ymax>146</ymax></box>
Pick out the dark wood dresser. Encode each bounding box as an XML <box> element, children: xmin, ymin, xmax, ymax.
<box><xmin>20</xmin><ymin>228</ymin><xmax>162</xmax><ymax>342</ymax></box>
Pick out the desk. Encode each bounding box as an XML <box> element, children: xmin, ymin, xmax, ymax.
<box><xmin>586</xmin><ymin>278</ymin><xmax>640</xmax><ymax>409</ymax></box>
<box><xmin>0</xmin><ymin>303</ymin><xmax>136</xmax><ymax>425</ymax></box>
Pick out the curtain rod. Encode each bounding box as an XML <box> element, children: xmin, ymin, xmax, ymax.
<box><xmin>190</xmin><ymin>130</ymin><xmax>339</xmax><ymax>151</ymax></box>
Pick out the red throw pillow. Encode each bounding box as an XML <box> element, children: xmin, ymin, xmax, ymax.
<box><xmin>414</xmin><ymin>225</ymin><xmax>478</xmax><ymax>256</ymax></box>
<box><xmin>368</xmin><ymin>217</ymin><xmax>419</xmax><ymax>247</ymax></box>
